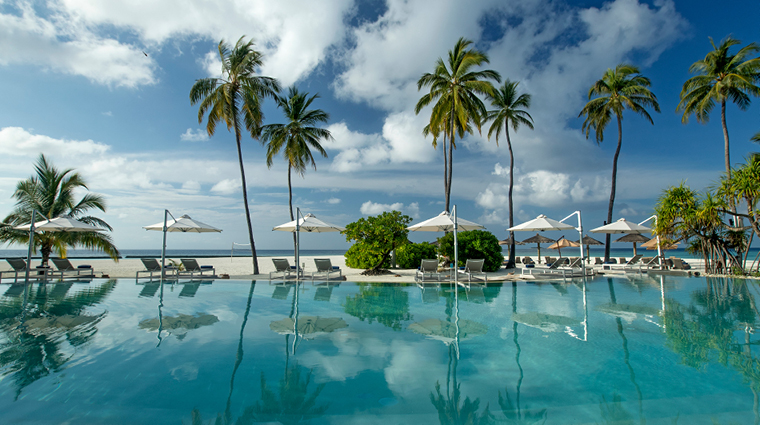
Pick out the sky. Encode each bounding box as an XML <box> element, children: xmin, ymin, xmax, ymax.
<box><xmin>0</xmin><ymin>0</ymin><xmax>758</xmax><ymax>252</ymax></box>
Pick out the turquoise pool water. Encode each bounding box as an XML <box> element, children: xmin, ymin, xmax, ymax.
<box><xmin>0</xmin><ymin>276</ymin><xmax>758</xmax><ymax>424</ymax></box>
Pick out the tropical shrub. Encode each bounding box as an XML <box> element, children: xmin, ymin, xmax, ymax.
<box><xmin>396</xmin><ymin>242</ymin><xmax>437</xmax><ymax>269</ymax></box>
<box><xmin>438</xmin><ymin>230</ymin><xmax>503</xmax><ymax>272</ymax></box>
<box><xmin>343</xmin><ymin>211</ymin><xmax>412</xmax><ymax>273</ymax></box>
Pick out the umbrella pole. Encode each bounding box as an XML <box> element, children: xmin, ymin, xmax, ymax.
<box><xmin>537</xmin><ymin>241</ymin><xmax>541</xmax><ymax>264</ymax></box>
<box><xmin>24</xmin><ymin>209</ymin><xmax>37</xmax><ymax>286</ymax></box>
<box><xmin>453</xmin><ymin>205</ymin><xmax>458</xmax><ymax>285</ymax></box>
<box><xmin>296</xmin><ymin>207</ymin><xmax>301</xmax><ymax>280</ymax></box>
<box><xmin>161</xmin><ymin>209</ymin><xmax>168</xmax><ymax>281</ymax></box>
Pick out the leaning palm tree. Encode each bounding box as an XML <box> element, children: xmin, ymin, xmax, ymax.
<box><xmin>190</xmin><ymin>36</ymin><xmax>280</xmax><ymax>275</ymax></box>
<box><xmin>677</xmin><ymin>36</ymin><xmax>760</xmax><ymax>183</ymax></box>
<box><xmin>486</xmin><ymin>80</ymin><xmax>534</xmax><ymax>268</ymax></box>
<box><xmin>416</xmin><ymin>37</ymin><xmax>500</xmax><ymax>212</ymax></box>
<box><xmin>260</xmin><ymin>86</ymin><xmax>332</xmax><ymax>250</ymax></box>
<box><xmin>0</xmin><ymin>154</ymin><xmax>119</xmax><ymax>267</ymax></box>
<box><xmin>579</xmin><ymin>64</ymin><xmax>660</xmax><ymax>262</ymax></box>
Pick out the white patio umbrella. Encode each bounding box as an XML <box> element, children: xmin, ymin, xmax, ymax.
<box><xmin>589</xmin><ymin>218</ymin><xmax>651</xmax><ymax>234</ymax></box>
<box><xmin>407</xmin><ymin>207</ymin><xmax>485</xmax><ymax>284</ymax></box>
<box><xmin>509</xmin><ymin>213</ymin><xmax>586</xmax><ymax>274</ymax></box>
<box><xmin>143</xmin><ymin>211</ymin><xmax>222</xmax><ymax>279</ymax></box>
<box><xmin>14</xmin><ymin>213</ymin><xmax>106</xmax><ymax>284</ymax></box>
<box><xmin>272</xmin><ymin>209</ymin><xmax>345</xmax><ymax>279</ymax></box>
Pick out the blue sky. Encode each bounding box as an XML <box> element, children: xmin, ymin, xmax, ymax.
<box><xmin>0</xmin><ymin>0</ymin><xmax>758</xmax><ymax>251</ymax></box>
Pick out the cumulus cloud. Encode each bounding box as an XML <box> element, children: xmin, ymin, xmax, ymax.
<box><xmin>360</xmin><ymin>201</ymin><xmax>420</xmax><ymax>218</ymax></box>
<box><xmin>210</xmin><ymin>179</ymin><xmax>241</xmax><ymax>195</ymax></box>
<box><xmin>326</xmin><ymin>197</ymin><xmax>341</xmax><ymax>204</ymax></box>
<box><xmin>0</xmin><ymin>127</ymin><xmax>110</xmax><ymax>158</ymax></box>
<box><xmin>180</xmin><ymin>128</ymin><xmax>210</xmax><ymax>142</ymax></box>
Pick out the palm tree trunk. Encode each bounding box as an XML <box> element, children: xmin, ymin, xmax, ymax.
<box><xmin>443</xmin><ymin>134</ymin><xmax>449</xmax><ymax>211</ymax></box>
<box><xmin>507</xmin><ymin>127</ymin><xmax>516</xmax><ymax>268</ymax></box>
<box><xmin>604</xmin><ymin>115</ymin><xmax>623</xmax><ymax>262</ymax></box>
<box><xmin>289</xmin><ymin>164</ymin><xmax>296</xmax><ymax>253</ymax></box>
<box><xmin>722</xmin><ymin>99</ymin><xmax>739</xmax><ymax>221</ymax></box>
<box><xmin>233</xmin><ymin>115</ymin><xmax>260</xmax><ymax>275</ymax></box>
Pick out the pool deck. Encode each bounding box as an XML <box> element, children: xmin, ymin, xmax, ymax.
<box><xmin>0</xmin><ymin>255</ymin><xmax>712</xmax><ymax>284</ymax></box>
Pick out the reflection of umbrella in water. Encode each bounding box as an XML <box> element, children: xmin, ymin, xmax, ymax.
<box><xmin>139</xmin><ymin>313</ymin><xmax>219</xmax><ymax>340</ymax></box>
<box><xmin>408</xmin><ymin>318</ymin><xmax>487</xmax><ymax>344</ymax></box>
<box><xmin>270</xmin><ymin>316</ymin><xmax>348</xmax><ymax>340</ymax></box>
<box><xmin>547</xmin><ymin>237</ymin><xmax>580</xmax><ymax>258</ymax></box>
<box><xmin>596</xmin><ymin>303</ymin><xmax>661</xmax><ymax>324</ymax></box>
<box><xmin>23</xmin><ymin>313</ymin><xmax>104</xmax><ymax>334</ymax></box>
<box><xmin>511</xmin><ymin>311</ymin><xmax>579</xmax><ymax>333</ymax></box>
<box><xmin>615</xmin><ymin>233</ymin><xmax>650</xmax><ymax>256</ymax></box>
<box><xmin>521</xmin><ymin>234</ymin><xmax>556</xmax><ymax>264</ymax></box>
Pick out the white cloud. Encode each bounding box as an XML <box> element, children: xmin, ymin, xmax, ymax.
<box><xmin>0</xmin><ymin>127</ymin><xmax>110</xmax><ymax>158</ymax></box>
<box><xmin>0</xmin><ymin>3</ymin><xmax>157</xmax><ymax>87</ymax></box>
<box><xmin>180</xmin><ymin>128</ymin><xmax>210</xmax><ymax>142</ymax></box>
<box><xmin>360</xmin><ymin>201</ymin><xmax>420</xmax><ymax>218</ymax></box>
<box><xmin>326</xmin><ymin>197</ymin><xmax>341</xmax><ymax>204</ymax></box>
<box><xmin>210</xmin><ymin>179</ymin><xmax>240</xmax><ymax>195</ymax></box>
<box><xmin>102</xmin><ymin>111</ymin><xmax>113</xmax><ymax>117</ymax></box>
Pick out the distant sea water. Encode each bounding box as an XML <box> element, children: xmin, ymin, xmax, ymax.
<box><xmin>0</xmin><ymin>248</ymin><xmax>347</xmax><ymax>259</ymax></box>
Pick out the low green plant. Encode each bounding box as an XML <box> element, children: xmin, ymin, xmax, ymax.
<box><xmin>396</xmin><ymin>242</ymin><xmax>438</xmax><ymax>269</ymax></box>
<box><xmin>438</xmin><ymin>230</ymin><xmax>503</xmax><ymax>272</ymax></box>
<box><xmin>343</xmin><ymin>211</ymin><xmax>412</xmax><ymax>273</ymax></box>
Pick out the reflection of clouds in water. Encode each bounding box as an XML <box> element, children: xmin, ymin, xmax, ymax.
<box><xmin>383</xmin><ymin>340</ymin><xmax>443</xmax><ymax>399</ymax></box>
<box><xmin>301</xmin><ymin>331</ymin><xmax>390</xmax><ymax>382</ymax></box>
<box><xmin>171</xmin><ymin>363</ymin><xmax>198</xmax><ymax>381</ymax></box>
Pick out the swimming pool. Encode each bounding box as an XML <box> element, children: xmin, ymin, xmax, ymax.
<box><xmin>0</xmin><ymin>276</ymin><xmax>758</xmax><ymax>424</ymax></box>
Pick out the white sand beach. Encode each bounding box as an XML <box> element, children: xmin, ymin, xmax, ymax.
<box><xmin>21</xmin><ymin>255</ymin><xmax>706</xmax><ymax>283</ymax></box>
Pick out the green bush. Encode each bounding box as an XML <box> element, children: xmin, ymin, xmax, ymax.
<box><xmin>343</xmin><ymin>211</ymin><xmax>412</xmax><ymax>271</ymax></box>
<box><xmin>396</xmin><ymin>242</ymin><xmax>438</xmax><ymax>269</ymax></box>
<box><xmin>345</xmin><ymin>244</ymin><xmax>391</xmax><ymax>269</ymax></box>
<box><xmin>438</xmin><ymin>230</ymin><xmax>504</xmax><ymax>272</ymax></box>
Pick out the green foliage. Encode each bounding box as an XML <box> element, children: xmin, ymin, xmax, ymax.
<box><xmin>0</xmin><ymin>154</ymin><xmax>119</xmax><ymax>266</ymax></box>
<box><xmin>343</xmin><ymin>211</ymin><xmax>412</xmax><ymax>271</ymax></box>
<box><xmin>343</xmin><ymin>283</ymin><xmax>413</xmax><ymax>331</ymax></box>
<box><xmin>438</xmin><ymin>230</ymin><xmax>503</xmax><ymax>272</ymax></box>
<box><xmin>396</xmin><ymin>242</ymin><xmax>437</xmax><ymax>269</ymax></box>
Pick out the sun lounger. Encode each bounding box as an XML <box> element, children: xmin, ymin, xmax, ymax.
<box><xmin>670</xmin><ymin>258</ymin><xmax>691</xmax><ymax>270</ymax></box>
<box><xmin>458</xmin><ymin>259</ymin><xmax>487</xmax><ymax>284</ymax></box>
<box><xmin>270</xmin><ymin>258</ymin><xmax>299</xmax><ymax>280</ymax></box>
<box><xmin>137</xmin><ymin>258</ymin><xmax>178</xmax><ymax>280</ymax></box>
<box><xmin>51</xmin><ymin>258</ymin><xmax>96</xmax><ymax>279</ymax></box>
<box><xmin>180</xmin><ymin>258</ymin><xmax>216</xmax><ymax>279</ymax></box>
<box><xmin>594</xmin><ymin>257</ymin><xmax>603</xmax><ymax>265</ymax></box>
<box><xmin>522</xmin><ymin>257</ymin><xmax>567</xmax><ymax>276</ymax></box>
<box><xmin>416</xmin><ymin>259</ymin><xmax>443</xmax><ymax>282</ymax></box>
<box><xmin>1</xmin><ymin>258</ymin><xmax>28</xmax><ymax>282</ymax></box>
<box><xmin>311</xmin><ymin>258</ymin><xmax>342</xmax><ymax>281</ymax></box>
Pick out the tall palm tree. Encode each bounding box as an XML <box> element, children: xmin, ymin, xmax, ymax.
<box><xmin>260</xmin><ymin>86</ymin><xmax>332</xmax><ymax>250</ymax></box>
<box><xmin>0</xmin><ymin>154</ymin><xmax>119</xmax><ymax>266</ymax></box>
<box><xmin>579</xmin><ymin>64</ymin><xmax>660</xmax><ymax>262</ymax></box>
<box><xmin>190</xmin><ymin>36</ymin><xmax>280</xmax><ymax>275</ymax></box>
<box><xmin>416</xmin><ymin>37</ymin><xmax>500</xmax><ymax>212</ymax></box>
<box><xmin>486</xmin><ymin>80</ymin><xmax>534</xmax><ymax>268</ymax></box>
<box><xmin>677</xmin><ymin>36</ymin><xmax>760</xmax><ymax>183</ymax></box>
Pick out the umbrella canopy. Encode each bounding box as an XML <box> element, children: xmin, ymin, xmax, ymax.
<box><xmin>272</xmin><ymin>213</ymin><xmax>345</xmax><ymax>233</ymax></box>
<box><xmin>498</xmin><ymin>236</ymin><xmax>524</xmax><ymax>246</ymax></box>
<box><xmin>14</xmin><ymin>215</ymin><xmax>105</xmax><ymax>232</ymax></box>
<box><xmin>408</xmin><ymin>318</ymin><xmax>487</xmax><ymax>345</ymax></box>
<box><xmin>616</xmin><ymin>233</ymin><xmax>650</xmax><ymax>256</ymax></box>
<box><xmin>590</xmin><ymin>218</ymin><xmax>651</xmax><ymax>234</ymax></box>
<box><xmin>522</xmin><ymin>234</ymin><xmax>556</xmax><ymax>264</ymax></box>
<box><xmin>269</xmin><ymin>316</ymin><xmax>348</xmax><ymax>339</ymax></box>
<box><xmin>511</xmin><ymin>311</ymin><xmax>579</xmax><ymax>333</ymax></box>
<box><xmin>641</xmin><ymin>237</ymin><xmax>678</xmax><ymax>251</ymax></box>
<box><xmin>144</xmin><ymin>215</ymin><xmax>222</xmax><ymax>233</ymax></box>
<box><xmin>508</xmin><ymin>214</ymin><xmax>575</xmax><ymax>232</ymax></box>
<box><xmin>407</xmin><ymin>211</ymin><xmax>485</xmax><ymax>232</ymax></box>
<box><xmin>548</xmin><ymin>237</ymin><xmax>580</xmax><ymax>258</ymax></box>
<box><xmin>577</xmin><ymin>234</ymin><xmax>603</xmax><ymax>264</ymax></box>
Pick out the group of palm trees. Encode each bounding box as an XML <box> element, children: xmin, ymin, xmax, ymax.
<box><xmin>190</xmin><ymin>37</ymin><xmax>333</xmax><ymax>274</ymax></box>
<box><xmin>415</xmin><ymin>35</ymin><xmax>760</xmax><ymax>265</ymax></box>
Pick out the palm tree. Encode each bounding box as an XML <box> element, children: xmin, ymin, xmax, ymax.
<box><xmin>677</xmin><ymin>36</ymin><xmax>760</xmax><ymax>183</ymax></box>
<box><xmin>486</xmin><ymin>80</ymin><xmax>534</xmax><ymax>268</ymax></box>
<box><xmin>190</xmin><ymin>36</ymin><xmax>280</xmax><ymax>275</ymax></box>
<box><xmin>579</xmin><ymin>64</ymin><xmax>660</xmax><ymax>262</ymax></box>
<box><xmin>0</xmin><ymin>154</ymin><xmax>119</xmax><ymax>267</ymax></box>
<box><xmin>416</xmin><ymin>37</ymin><xmax>500</xmax><ymax>212</ymax></box>
<box><xmin>260</xmin><ymin>86</ymin><xmax>332</xmax><ymax>250</ymax></box>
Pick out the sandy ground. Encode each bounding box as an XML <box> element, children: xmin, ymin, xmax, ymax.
<box><xmin>3</xmin><ymin>255</ymin><xmax>707</xmax><ymax>283</ymax></box>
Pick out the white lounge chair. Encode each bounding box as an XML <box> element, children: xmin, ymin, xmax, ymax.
<box><xmin>458</xmin><ymin>259</ymin><xmax>486</xmax><ymax>283</ymax></box>
<box><xmin>51</xmin><ymin>258</ymin><xmax>95</xmax><ymax>279</ymax></box>
<box><xmin>311</xmin><ymin>258</ymin><xmax>342</xmax><ymax>281</ymax></box>
<box><xmin>416</xmin><ymin>259</ymin><xmax>442</xmax><ymax>282</ymax></box>
<box><xmin>270</xmin><ymin>258</ymin><xmax>298</xmax><ymax>280</ymax></box>
<box><xmin>180</xmin><ymin>258</ymin><xmax>216</xmax><ymax>279</ymax></box>
<box><xmin>136</xmin><ymin>258</ymin><xmax>177</xmax><ymax>280</ymax></box>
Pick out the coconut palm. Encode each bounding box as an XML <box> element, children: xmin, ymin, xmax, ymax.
<box><xmin>260</xmin><ymin>86</ymin><xmax>331</xmax><ymax>250</ymax></box>
<box><xmin>0</xmin><ymin>154</ymin><xmax>119</xmax><ymax>267</ymax></box>
<box><xmin>677</xmin><ymin>36</ymin><xmax>760</xmax><ymax>182</ymax></box>
<box><xmin>416</xmin><ymin>37</ymin><xmax>500</xmax><ymax>212</ymax></box>
<box><xmin>486</xmin><ymin>80</ymin><xmax>534</xmax><ymax>268</ymax></box>
<box><xmin>753</xmin><ymin>132</ymin><xmax>760</xmax><ymax>143</ymax></box>
<box><xmin>190</xmin><ymin>36</ymin><xmax>281</xmax><ymax>275</ymax></box>
<box><xmin>579</xmin><ymin>64</ymin><xmax>660</xmax><ymax>262</ymax></box>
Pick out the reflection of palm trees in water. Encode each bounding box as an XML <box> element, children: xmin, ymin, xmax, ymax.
<box><xmin>606</xmin><ymin>278</ymin><xmax>645</xmax><ymax>425</ymax></box>
<box><xmin>0</xmin><ymin>280</ymin><xmax>117</xmax><ymax>400</ymax></box>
